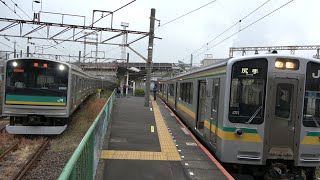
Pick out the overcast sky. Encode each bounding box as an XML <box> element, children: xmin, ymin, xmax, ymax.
<box><xmin>0</xmin><ymin>0</ymin><xmax>319</xmax><ymax>65</ymax></box>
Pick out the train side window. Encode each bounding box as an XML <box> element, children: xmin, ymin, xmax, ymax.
<box><xmin>168</xmin><ymin>84</ymin><xmax>174</xmax><ymax>96</ymax></box>
<box><xmin>179</xmin><ymin>82</ymin><xmax>193</xmax><ymax>104</ymax></box>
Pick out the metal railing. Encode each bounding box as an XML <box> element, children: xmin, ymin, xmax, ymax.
<box><xmin>59</xmin><ymin>90</ymin><xmax>115</xmax><ymax>180</ymax></box>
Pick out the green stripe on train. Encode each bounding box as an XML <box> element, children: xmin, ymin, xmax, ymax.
<box><xmin>307</xmin><ymin>131</ymin><xmax>320</xmax><ymax>137</ymax></box>
<box><xmin>207</xmin><ymin>119</ymin><xmax>258</xmax><ymax>134</ymax></box>
<box><xmin>6</xmin><ymin>95</ymin><xmax>66</xmax><ymax>103</ymax></box>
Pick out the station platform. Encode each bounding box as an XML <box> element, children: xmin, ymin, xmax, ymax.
<box><xmin>96</xmin><ymin>96</ymin><xmax>233</xmax><ymax>180</ymax></box>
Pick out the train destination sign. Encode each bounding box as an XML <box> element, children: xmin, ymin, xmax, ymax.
<box><xmin>233</xmin><ymin>67</ymin><xmax>262</xmax><ymax>77</ymax></box>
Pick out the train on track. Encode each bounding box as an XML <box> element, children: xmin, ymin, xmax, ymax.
<box><xmin>2</xmin><ymin>57</ymin><xmax>112</xmax><ymax>135</ymax></box>
<box><xmin>158</xmin><ymin>54</ymin><xmax>320</xmax><ymax>179</ymax></box>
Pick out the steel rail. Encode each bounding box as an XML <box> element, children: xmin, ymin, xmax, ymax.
<box><xmin>12</xmin><ymin>138</ymin><xmax>50</xmax><ymax>180</ymax></box>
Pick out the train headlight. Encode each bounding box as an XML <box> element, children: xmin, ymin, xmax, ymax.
<box><xmin>275</xmin><ymin>58</ymin><xmax>299</xmax><ymax>70</ymax></box>
<box><xmin>285</xmin><ymin>61</ymin><xmax>295</xmax><ymax>69</ymax></box>
<box><xmin>275</xmin><ymin>60</ymin><xmax>284</xmax><ymax>69</ymax></box>
<box><xmin>59</xmin><ymin>64</ymin><xmax>65</xmax><ymax>71</ymax></box>
<box><xmin>12</xmin><ymin>61</ymin><xmax>18</xmax><ymax>67</ymax></box>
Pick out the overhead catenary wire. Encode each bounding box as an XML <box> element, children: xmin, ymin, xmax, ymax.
<box><xmin>156</xmin><ymin>0</ymin><xmax>218</xmax><ymax>30</ymax></box>
<box><xmin>5</xmin><ymin>0</ymin><xmax>77</xmax><ymax>61</ymax></box>
<box><xmin>10</xmin><ymin>0</ymin><xmax>77</xmax><ymax>59</ymax></box>
<box><xmin>179</xmin><ymin>0</ymin><xmax>272</xmax><ymax>64</ymax></box>
<box><xmin>193</xmin><ymin>0</ymin><xmax>295</xmax><ymax>60</ymax></box>
<box><xmin>0</xmin><ymin>41</ymin><xmax>13</xmax><ymax>49</ymax></box>
<box><xmin>0</xmin><ymin>0</ymin><xmax>74</xmax><ymax>61</ymax></box>
<box><xmin>40</xmin><ymin>0</ymin><xmax>136</xmax><ymax>53</ymax></box>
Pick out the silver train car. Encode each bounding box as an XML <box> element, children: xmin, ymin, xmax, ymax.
<box><xmin>158</xmin><ymin>54</ymin><xmax>320</xmax><ymax>179</ymax></box>
<box><xmin>2</xmin><ymin>58</ymin><xmax>111</xmax><ymax>135</ymax></box>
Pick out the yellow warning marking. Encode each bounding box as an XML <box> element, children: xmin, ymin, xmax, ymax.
<box><xmin>100</xmin><ymin>96</ymin><xmax>181</xmax><ymax>161</ymax></box>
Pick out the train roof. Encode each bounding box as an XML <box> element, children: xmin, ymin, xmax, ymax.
<box><xmin>162</xmin><ymin>54</ymin><xmax>320</xmax><ymax>81</ymax></box>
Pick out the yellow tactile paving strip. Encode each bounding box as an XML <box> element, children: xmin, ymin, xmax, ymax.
<box><xmin>100</xmin><ymin>97</ymin><xmax>181</xmax><ymax>161</ymax></box>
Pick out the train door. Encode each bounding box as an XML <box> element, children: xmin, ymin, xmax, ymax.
<box><xmin>175</xmin><ymin>82</ymin><xmax>178</xmax><ymax>109</ymax></box>
<box><xmin>210</xmin><ymin>79</ymin><xmax>220</xmax><ymax>147</ymax></box>
<box><xmin>196</xmin><ymin>80</ymin><xmax>206</xmax><ymax>135</ymax></box>
<box><xmin>268</xmin><ymin>78</ymin><xmax>298</xmax><ymax>158</ymax></box>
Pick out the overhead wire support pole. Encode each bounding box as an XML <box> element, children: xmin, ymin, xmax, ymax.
<box><xmin>145</xmin><ymin>8</ymin><xmax>156</xmax><ymax>107</ymax></box>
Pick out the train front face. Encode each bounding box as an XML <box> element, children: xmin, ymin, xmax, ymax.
<box><xmin>3</xmin><ymin>58</ymin><xmax>69</xmax><ymax>126</ymax></box>
<box><xmin>263</xmin><ymin>57</ymin><xmax>320</xmax><ymax>168</ymax></box>
<box><xmin>225</xmin><ymin>55</ymin><xmax>320</xmax><ymax>173</ymax></box>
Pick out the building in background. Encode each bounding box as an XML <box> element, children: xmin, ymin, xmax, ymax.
<box><xmin>201</xmin><ymin>54</ymin><xmax>228</xmax><ymax>67</ymax></box>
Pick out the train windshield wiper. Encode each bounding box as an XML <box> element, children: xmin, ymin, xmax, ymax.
<box><xmin>245</xmin><ymin>106</ymin><xmax>262</xmax><ymax>124</ymax></box>
<box><xmin>311</xmin><ymin>116</ymin><xmax>320</xmax><ymax>128</ymax></box>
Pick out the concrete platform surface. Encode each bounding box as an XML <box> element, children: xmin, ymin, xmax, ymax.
<box><xmin>96</xmin><ymin>96</ymin><xmax>232</xmax><ymax>180</ymax></box>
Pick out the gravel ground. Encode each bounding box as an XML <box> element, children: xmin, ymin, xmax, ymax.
<box><xmin>23</xmin><ymin>149</ymin><xmax>73</xmax><ymax>180</ymax></box>
<box><xmin>23</xmin><ymin>90</ymin><xmax>111</xmax><ymax>180</ymax></box>
<box><xmin>0</xmin><ymin>138</ymin><xmax>43</xmax><ymax>180</ymax></box>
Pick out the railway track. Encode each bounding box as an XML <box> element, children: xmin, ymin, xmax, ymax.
<box><xmin>0</xmin><ymin>140</ymin><xmax>20</xmax><ymax>161</ymax></box>
<box><xmin>0</xmin><ymin>138</ymin><xmax>50</xmax><ymax>180</ymax></box>
<box><xmin>12</xmin><ymin>138</ymin><xmax>50</xmax><ymax>180</ymax></box>
<box><xmin>0</xmin><ymin>125</ymin><xmax>6</xmax><ymax>133</ymax></box>
<box><xmin>0</xmin><ymin>126</ymin><xmax>6</xmax><ymax>133</ymax></box>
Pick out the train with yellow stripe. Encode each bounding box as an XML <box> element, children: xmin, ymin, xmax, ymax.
<box><xmin>2</xmin><ymin>58</ymin><xmax>111</xmax><ymax>134</ymax></box>
<box><xmin>158</xmin><ymin>54</ymin><xmax>320</xmax><ymax>179</ymax></box>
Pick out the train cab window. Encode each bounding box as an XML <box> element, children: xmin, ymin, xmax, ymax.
<box><xmin>303</xmin><ymin>62</ymin><xmax>320</xmax><ymax>127</ymax></box>
<box><xmin>5</xmin><ymin>59</ymin><xmax>68</xmax><ymax>98</ymax></box>
<box><xmin>229</xmin><ymin>59</ymin><xmax>268</xmax><ymax>124</ymax></box>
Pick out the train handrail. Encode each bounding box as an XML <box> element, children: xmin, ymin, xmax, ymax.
<box><xmin>59</xmin><ymin>89</ymin><xmax>115</xmax><ymax>180</ymax></box>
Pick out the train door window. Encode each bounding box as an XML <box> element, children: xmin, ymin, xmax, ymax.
<box><xmin>211</xmin><ymin>79</ymin><xmax>220</xmax><ymax>116</ymax></box>
<box><xmin>275</xmin><ymin>84</ymin><xmax>293</xmax><ymax>119</ymax></box>
<box><xmin>210</xmin><ymin>78</ymin><xmax>220</xmax><ymax>144</ymax></box>
<box><xmin>229</xmin><ymin>59</ymin><xmax>268</xmax><ymax>124</ymax></box>
<box><xmin>197</xmin><ymin>80</ymin><xmax>207</xmax><ymax>134</ymax></box>
<box><xmin>303</xmin><ymin>62</ymin><xmax>320</xmax><ymax>127</ymax></box>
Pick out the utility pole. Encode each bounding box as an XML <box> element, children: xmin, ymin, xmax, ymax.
<box><xmin>126</xmin><ymin>53</ymin><xmax>129</xmax><ymax>96</ymax></box>
<box><xmin>13</xmin><ymin>41</ymin><xmax>16</xmax><ymax>58</ymax></box>
<box><xmin>144</xmin><ymin>8</ymin><xmax>156</xmax><ymax>107</ymax></box>
<box><xmin>27</xmin><ymin>46</ymin><xmax>30</xmax><ymax>57</ymax></box>
<box><xmin>78</xmin><ymin>51</ymin><xmax>81</xmax><ymax>63</ymax></box>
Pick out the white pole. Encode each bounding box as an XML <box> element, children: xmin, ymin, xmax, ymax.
<box><xmin>133</xmin><ymin>81</ymin><xmax>136</xmax><ymax>96</ymax></box>
<box><xmin>126</xmin><ymin>72</ymin><xmax>129</xmax><ymax>96</ymax></box>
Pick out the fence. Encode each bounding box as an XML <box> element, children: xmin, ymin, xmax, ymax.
<box><xmin>59</xmin><ymin>90</ymin><xmax>115</xmax><ymax>180</ymax></box>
